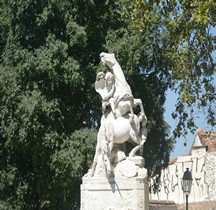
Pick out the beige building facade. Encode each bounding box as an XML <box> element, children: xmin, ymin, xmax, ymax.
<box><xmin>150</xmin><ymin>129</ymin><xmax>216</xmax><ymax>204</ymax></box>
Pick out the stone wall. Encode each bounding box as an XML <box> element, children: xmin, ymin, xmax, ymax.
<box><xmin>150</xmin><ymin>150</ymin><xmax>216</xmax><ymax>203</ymax></box>
<box><xmin>206</xmin><ymin>152</ymin><xmax>216</xmax><ymax>200</ymax></box>
<box><xmin>81</xmin><ymin>176</ymin><xmax>149</xmax><ymax>210</ymax></box>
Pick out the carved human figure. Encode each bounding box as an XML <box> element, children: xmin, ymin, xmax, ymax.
<box><xmin>100</xmin><ymin>52</ymin><xmax>135</xmax><ymax>121</ymax></box>
<box><xmin>95</xmin><ymin>71</ymin><xmax>117</xmax><ymax>115</ymax></box>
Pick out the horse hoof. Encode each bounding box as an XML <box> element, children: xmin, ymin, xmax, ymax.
<box><xmin>139</xmin><ymin>115</ymin><xmax>144</xmax><ymax>122</ymax></box>
<box><xmin>129</xmin><ymin>153</ymin><xmax>135</xmax><ymax>157</ymax></box>
<box><xmin>141</xmin><ymin>136</ymin><xmax>146</xmax><ymax>142</ymax></box>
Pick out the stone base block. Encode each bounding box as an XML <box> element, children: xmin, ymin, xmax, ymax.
<box><xmin>81</xmin><ymin>176</ymin><xmax>149</xmax><ymax>210</ymax></box>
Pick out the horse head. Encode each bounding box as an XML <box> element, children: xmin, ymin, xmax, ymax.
<box><xmin>100</xmin><ymin>52</ymin><xmax>117</xmax><ymax>69</ymax></box>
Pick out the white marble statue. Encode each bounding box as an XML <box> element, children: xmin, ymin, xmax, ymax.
<box><xmin>99</xmin><ymin>52</ymin><xmax>146</xmax><ymax>123</ymax></box>
<box><xmin>87</xmin><ymin>52</ymin><xmax>147</xmax><ymax>177</ymax></box>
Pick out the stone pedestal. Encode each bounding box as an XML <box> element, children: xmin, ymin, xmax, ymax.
<box><xmin>81</xmin><ymin>176</ymin><xmax>149</xmax><ymax>210</ymax></box>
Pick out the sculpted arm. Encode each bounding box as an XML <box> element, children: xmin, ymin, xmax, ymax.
<box><xmin>104</xmin><ymin>84</ymin><xmax>115</xmax><ymax>100</ymax></box>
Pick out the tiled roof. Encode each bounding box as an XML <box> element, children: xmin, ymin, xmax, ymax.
<box><xmin>197</xmin><ymin>129</ymin><xmax>216</xmax><ymax>152</ymax></box>
<box><xmin>169</xmin><ymin>153</ymin><xmax>192</xmax><ymax>164</ymax></box>
<box><xmin>169</xmin><ymin>129</ymin><xmax>216</xmax><ymax>164</ymax></box>
<box><xmin>169</xmin><ymin>157</ymin><xmax>178</xmax><ymax>165</ymax></box>
<box><xmin>169</xmin><ymin>154</ymin><xmax>192</xmax><ymax>165</ymax></box>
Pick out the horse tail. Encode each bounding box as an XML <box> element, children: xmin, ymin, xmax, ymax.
<box><xmin>103</xmin><ymin>154</ymin><xmax>112</xmax><ymax>175</ymax></box>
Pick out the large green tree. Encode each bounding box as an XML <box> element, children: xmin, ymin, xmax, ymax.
<box><xmin>116</xmin><ymin>0</ymin><xmax>216</xmax><ymax>137</ymax></box>
<box><xmin>0</xmin><ymin>0</ymin><xmax>117</xmax><ymax>209</ymax></box>
<box><xmin>0</xmin><ymin>0</ymin><xmax>174</xmax><ymax>209</ymax></box>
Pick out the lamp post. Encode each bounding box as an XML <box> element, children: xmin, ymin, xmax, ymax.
<box><xmin>181</xmin><ymin>168</ymin><xmax>193</xmax><ymax>210</ymax></box>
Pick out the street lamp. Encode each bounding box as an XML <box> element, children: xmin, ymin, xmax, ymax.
<box><xmin>182</xmin><ymin>168</ymin><xmax>193</xmax><ymax>210</ymax></box>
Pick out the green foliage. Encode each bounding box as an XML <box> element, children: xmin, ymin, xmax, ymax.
<box><xmin>117</xmin><ymin>0</ymin><xmax>216</xmax><ymax>137</ymax></box>
<box><xmin>0</xmin><ymin>0</ymin><xmax>175</xmax><ymax>208</ymax></box>
<box><xmin>0</xmin><ymin>0</ymin><xmax>116</xmax><ymax>209</ymax></box>
<box><xmin>49</xmin><ymin>128</ymin><xmax>96</xmax><ymax>209</ymax></box>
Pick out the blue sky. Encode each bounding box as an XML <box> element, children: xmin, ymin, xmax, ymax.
<box><xmin>166</xmin><ymin>26</ymin><xmax>216</xmax><ymax>160</ymax></box>
<box><xmin>165</xmin><ymin>87</ymin><xmax>215</xmax><ymax>160</ymax></box>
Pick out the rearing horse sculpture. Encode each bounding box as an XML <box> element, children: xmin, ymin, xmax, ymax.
<box><xmin>87</xmin><ymin>52</ymin><xmax>147</xmax><ymax>177</ymax></box>
<box><xmin>100</xmin><ymin>52</ymin><xmax>146</xmax><ymax>124</ymax></box>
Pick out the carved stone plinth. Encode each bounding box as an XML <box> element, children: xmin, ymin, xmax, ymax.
<box><xmin>81</xmin><ymin>176</ymin><xmax>149</xmax><ymax>210</ymax></box>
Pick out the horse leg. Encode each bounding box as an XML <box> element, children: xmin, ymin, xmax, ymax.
<box><xmin>109</xmin><ymin>98</ymin><xmax>117</xmax><ymax>118</ymax></box>
<box><xmin>129</xmin><ymin>136</ymin><xmax>146</xmax><ymax>157</ymax></box>
<box><xmin>139</xmin><ymin>138</ymin><xmax>146</xmax><ymax>156</ymax></box>
<box><xmin>141</xmin><ymin>126</ymin><xmax>147</xmax><ymax>142</ymax></box>
<box><xmin>128</xmin><ymin>99</ymin><xmax>135</xmax><ymax>123</ymax></box>
<box><xmin>133</xmin><ymin>99</ymin><xmax>144</xmax><ymax>115</ymax></box>
<box><xmin>134</xmin><ymin>99</ymin><xmax>147</xmax><ymax>125</ymax></box>
<box><xmin>129</xmin><ymin>144</ymin><xmax>141</xmax><ymax>157</ymax></box>
<box><xmin>129</xmin><ymin>123</ymin><xmax>142</xmax><ymax>156</ymax></box>
<box><xmin>130</xmin><ymin>126</ymin><xmax>146</xmax><ymax>157</ymax></box>
<box><xmin>129</xmin><ymin>124</ymin><xmax>140</xmax><ymax>145</ymax></box>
